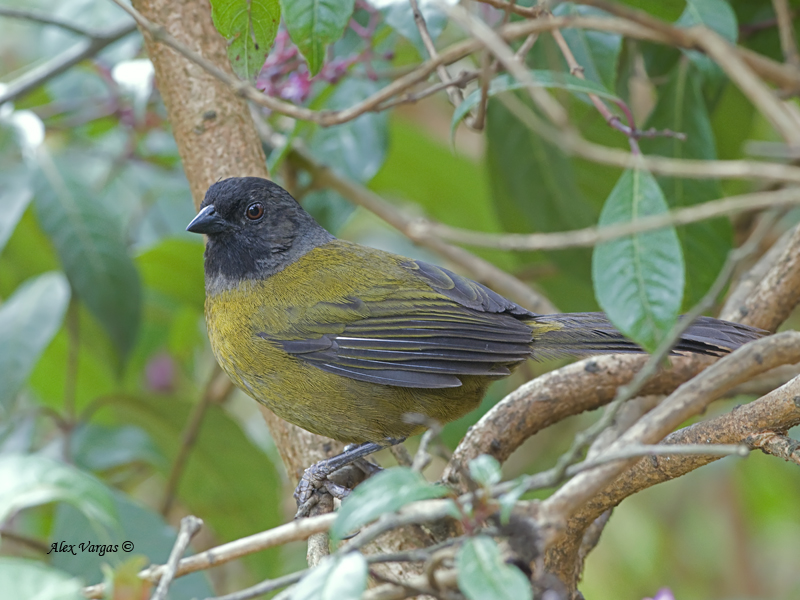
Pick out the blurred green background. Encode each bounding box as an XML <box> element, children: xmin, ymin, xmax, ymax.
<box><xmin>0</xmin><ymin>0</ymin><xmax>799</xmax><ymax>598</ymax></box>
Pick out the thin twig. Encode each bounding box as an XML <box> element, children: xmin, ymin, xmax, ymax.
<box><xmin>469</xmin><ymin>51</ymin><xmax>492</xmax><ymax>131</ymax></box>
<box><xmin>443</xmin><ymin>3</ymin><xmax>569</xmax><ymax>128</ymax></box>
<box><xmin>205</xmin><ymin>570</ymin><xmax>307</xmax><ymax>600</ymax></box>
<box><xmin>497</xmin><ymin>90</ymin><xmax>800</xmax><ymax>185</ymax></box>
<box><xmin>375</xmin><ymin>70</ymin><xmax>478</xmax><ymax>111</ymax></box>
<box><xmin>550</xmin><ymin>25</ymin><xmax>640</xmax><ymax>153</ymax></box>
<box><xmin>421</xmin><ymin>186</ymin><xmax>800</xmax><ymax>251</ymax></box>
<box><xmin>0</xmin><ymin>528</ymin><xmax>50</xmax><ymax>554</ymax></box>
<box><xmin>772</xmin><ymin>0</ymin><xmax>800</xmax><ymax>68</ymax></box>
<box><xmin>0</xmin><ymin>7</ymin><xmax>95</xmax><ymax>37</ymax></box>
<box><xmin>83</xmin><ymin>513</ymin><xmax>338</xmax><ymax>598</ymax></box>
<box><xmin>150</xmin><ymin>516</ymin><xmax>203</xmax><ymax>600</ymax></box>
<box><xmin>107</xmin><ymin>0</ymin><xmax>568</xmax><ymax>126</ymax></box>
<box><xmin>160</xmin><ymin>367</ymin><xmax>233</xmax><ymax>516</ymax></box>
<box><xmin>0</xmin><ymin>21</ymin><xmax>137</xmax><ymax>105</ymax></box>
<box><xmin>545</xmin><ymin>212</ymin><xmax>777</xmax><ymax>491</ymax></box>
<box><xmin>261</xmin><ymin>124</ymin><xmax>557</xmax><ymax>314</ymax></box>
<box><xmin>409</xmin><ymin>0</ymin><xmax>463</xmax><ymax>107</ymax></box>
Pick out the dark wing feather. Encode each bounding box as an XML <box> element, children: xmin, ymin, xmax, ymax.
<box><xmin>261</xmin><ymin>259</ymin><xmax>536</xmax><ymax>389</ymax></box>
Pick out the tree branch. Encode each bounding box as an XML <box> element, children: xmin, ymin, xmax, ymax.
<box><xmin>0</xmin><ymin>21</ymin><xmax>137</xmax><ymax>105</ymax></box>
<box><xmin>546</xmin><ymin>373</ymin><xmax>800</xmax><ymax>589</ymax></box>
<box><xmin>0</xmin><ymin>7</ymin><xmax>97</xmax><ymax>37</ymax></box>
<box><xmin>421</xmin><ymin>187</ymin><xmax>800</xmax><ymax>251</ymax></box>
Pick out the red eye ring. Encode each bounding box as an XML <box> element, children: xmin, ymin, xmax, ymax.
<box><xmin>246</xmin><ymin>202</ymin><xmax>264</xmax><ymax>220</ymax></box>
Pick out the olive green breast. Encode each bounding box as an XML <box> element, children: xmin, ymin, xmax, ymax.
<box><xmin>204</xmin><ymin>241</ymin><xmax>491</xmax><ymax>444</ymax></box>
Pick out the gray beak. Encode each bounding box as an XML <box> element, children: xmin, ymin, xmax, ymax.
<box><xmin>186</xmin><ymin>205</ymin><xmax>228</xmax><ymax>234</ymax></box>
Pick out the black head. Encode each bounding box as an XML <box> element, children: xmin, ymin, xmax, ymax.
<box><xmin>186</xmin><ymin>177</ymin><xmax>333</xmax><ymax>285</ymax></box>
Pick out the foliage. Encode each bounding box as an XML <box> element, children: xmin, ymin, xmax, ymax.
<box><xmin>0</xmin><ymin>0</ymin><xmax>799</xmax><ymax>599</ymax></box>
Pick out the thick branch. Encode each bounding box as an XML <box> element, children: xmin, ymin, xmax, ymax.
<box><xmin>546</xmin><ymin>374</ymin><xmax>800</xmax><ymax>590</ymax></box>
<box><xmin>128</xmin><ymin>0</ymin><xmax>342</xmax><ymax>542</ymax></box>
<box><xmin>721</xmin><ymin>223</ymin><xmax>800</xmax><ymax>331</ymax></box>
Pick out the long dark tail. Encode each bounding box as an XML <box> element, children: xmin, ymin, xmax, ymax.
<box><xmin>526</xmin><ymin>312</ymin><xmax>766</xmax><ymax>361</ymax></box>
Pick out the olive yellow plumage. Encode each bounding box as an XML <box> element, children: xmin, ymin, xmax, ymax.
<box><xmin>205</xmin><ymin>242</ymin><xmax>501</xmax><ymax>443</ymax></box>
<box><xmin>188</xmin><ymin>177</ymin><xmax>764</xmax><ymax>459</ymax></box>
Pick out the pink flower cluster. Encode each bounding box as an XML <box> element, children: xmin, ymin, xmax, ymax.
<box><xmin>256</xmin><ymin>2</ymin><xmax>390</xmax><ymax>104</ymax></box>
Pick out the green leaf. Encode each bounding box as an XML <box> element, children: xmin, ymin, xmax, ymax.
<box><xmin>486</xmin><ymin>99</ymin><xmax>598</xmax><ymax>311</ymax></box>
<box><xmin>676</xmin><ymin>0</ymin><xmax>737</xmax><ymax>78</ymax></box>
<box><xmin>292</xmin><ymin>553</ymin><xmax>368</xmax><ymax>600</ymax></box>
<box><xmin>368</xmin><ymin>0</ymin><xmax>452</xmax><ymax>57</ymax></box>
<box><xmin>0</xmin><ymin>175</ymin><xmax>32</xmax><ymax>256</ymax></box>
<box><xmin>676</xmin><ymin>0</ymin><xmax>738</xmax><ymax>42</ymax></box>
<box><xmin>452</xmin><ymin>71</ymin><xmax>620</xmax><ymax>139</ymax></box>
<box><xmin>0</xmin><ymin>272</ymin><xmax>70</xmax><ymax>412</ymax></box>
<box><xmin>0</xmin><ymin>454</ymin><xmax>117</xmax><ymax>528</ymax></box>
<box><xmin>281</xmin><ymin>0</ymin><xmax>355</xmax><ymax>75</ymax></box>
<box><xmin>498</xmin><ymin>478</ymin><xmax>528</xmax><ymax>525</ymax></box>
<box><xmin>0</xmin><ymin>558</ymin><xmax>84</xmax><ymax>600</ymax></box>
<box><xmin>551</xmin><ymin>3</ymin><xmax>623</xmax><ymax>90</ymax></box>
<box><xmin>107</xmin><ymin>395</ymin><xmax>284</xmax><ymax>580</ymax></box>
<box><xmin>457</xmin><ymin>536</ymin><xmax>532</xmax><ymax>600</ymax></box>
<box><xmin>370</xmin><ymin>118</ymin><xmax>517</xmax><ymax>272</ymax></box>
<box><xmin>640</xmin><ymin>62</ymin><xmax>731</xmax><ymax>309</ymax></box>
<box><xmin>592</xmin><ymin>169</ymin><xmax>684</xmax><ymax>352</ymax></box>
<box><xmin>311</xmin><ymin>78</ymin><xmax>389</xmax><ymax>182</ymax></box>
<box><xmin>51</xmin><ymin>490</ymin><xmax>214</xmax><ymax>597</ymax></box>
<box><xmin>34</xmin><ymin>163</ymin><xmax>142</xmax><ymax>361</ymax></box>
<box><xmin>70</xmin><ymin>423</ymin><xmax>165</xmax><ymax>473</ymax></box>
<box><xmin>210</xmin><ymin>0</ymin><xmax>281</xmax><ymax>80</ymax></box>
<box><xmin>469</xmin><ymin>455</ymin><xmax>502</xmax><ymax>488</ymax></box>
<box><xmin>137</xmin><ymin>238</ymin><xmax>205</xmax><ymax>312</ymax></box>
<box><xmin>331</xmin><ymin>467</ymin><xmax>450</xmax><ymax>541</ymax></box>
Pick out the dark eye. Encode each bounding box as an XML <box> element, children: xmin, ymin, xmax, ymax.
<box><xmin>246</xmin><ymin>202</ymin><xmax>264</xmax><ymax>220</ymax></box>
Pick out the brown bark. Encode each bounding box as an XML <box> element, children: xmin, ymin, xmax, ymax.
<box><xmin>131</xmin><ymin>0</ymin><xmax>341</xmax><ymax>491</ymax></box>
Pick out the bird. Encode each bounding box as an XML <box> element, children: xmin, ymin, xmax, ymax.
<box><xmin>186</xmin><ymin>176</ymin><xmax>765</xmax><ymax>512</ymax></box>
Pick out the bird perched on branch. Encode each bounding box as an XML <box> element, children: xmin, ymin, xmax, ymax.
<box><xmin>187</xmin><ymin>177</ymin><xmax>765</xmax><ymax>513</ymax></box>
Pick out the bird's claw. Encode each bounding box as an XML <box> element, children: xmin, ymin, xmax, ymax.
<box><xmin>293</xmin><ymin>461</ymin><xmax>352</xmax><ymax>519</ymax></box>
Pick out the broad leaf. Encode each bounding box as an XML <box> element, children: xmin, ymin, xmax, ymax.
<box><xmin>136</xmin><ymin>238</ymin><xmax>205</xmax><ymax>312</ymax></box>
<box><xmin>486</xmin><ymin>99</ymin><xmax>598</xmax><ymax>310</ymax></box>
<box><xmin>676</xmin><ymin>0</ymin><xmax>737</xmax><ymax>42</ymax></box>
<box><xmin>457</xmin><ymin>536</ymin><xmax>532</xmax><ymax>600</ymax></box>
<box><xmin>452</xmin><ymin>71</ymin><xmax>620</xmax><ymax>139</ymax></box>
<box><xmin>311</xmin><ymin>78</ymin><xmax>389</xmax><ymax>182</ymax></box>
<box><xmin>210</xmin><ymin>0</ymin><xmax>281</xmax><ymax>80</ymax></box>
<box><xmin>0</xmin><ymin>558</ymin><xmax>84</xmax><ymax>600</ymax></box>
<box><xmin>592</xmin><ymin>169</ymin><xmax>684</xmax><ymax>352</ymax></box>
<box><xmin>367</xmin><ymin>0</ymin><xmax>455</xmax><ymax>56</ymax></box>
<box><xmin>676</xmin><ymin>0</ymin><xmax>737</xmax><ymax>78</ymax></box>
<box><xmin>0</xmin><ymin>175</ymin><xmax>31</xmax><ymax>255</ymax></box>
<box><xmin>34</xmin><ymin>163</ymin><xmax>141</xmax><ymax>361</ymax></box>
<box><xmin>281</xmin><ymin>0</ymin><xmax>356</xmax><ymax>75</ymax></box>
<box><xmin>331</xmin><ymin>467</ymin><xmax>450</xmax><ymax>541</ymax></box>
<box><xmin>292</xmin><ymin>553</ymin><xmax>368</xmax><ymax>600</ymax></box>
<box><xmin>0</xmin><ymin>272</ymin><xmax>70</xmax><ymax>412</ymax></box>
<box><xmin>0</xmin><ymin>454</ymin><xmax>116</xmax><ymax>528</ymax></box>
<box><xmin>370</xmin><ymin>118</ymin><xmax>516</xmax><ymax>272</ymax></box>
<box><xmin>70</xmin><ymin>423</ymin><xmax>165</xmax><ymax>473</ymax></box>
<box><xmin>107</xmin><ymin>395</ymin><xmax>284</xmax><ymax>580</ymax></box>
<box><xmin>640</xmin><ymin>62</ymin><xmax>731</xmax><ymax>309</ymax></box>
<box><xmin>51</xmin><ymin>490</ymin><xmax>213</xmax><ymax>597</ymax></box>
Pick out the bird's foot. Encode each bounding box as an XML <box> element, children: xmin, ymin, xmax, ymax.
<box><xmin>294</xmin><ymin>462</ymin><xmax>352</xmax><ymax>518</ymax></box>
<box><xmin>293</xmin><ymin>439</ymin><xmax>404</xmax><ymax>519</ymax></box>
